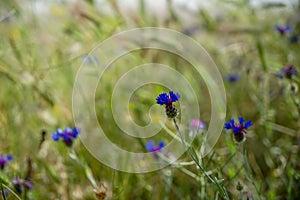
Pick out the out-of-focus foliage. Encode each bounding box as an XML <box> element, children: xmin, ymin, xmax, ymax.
<box><xmin>0</xmin><ymin>0</ymin><xmax>299</xmax><ymax>199</ymax></box>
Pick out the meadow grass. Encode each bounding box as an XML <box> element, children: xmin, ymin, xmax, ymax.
<box><xmin>0</xmin><ymin>0</ymin><xmax>299</xmax><ymax>199</ymax></box>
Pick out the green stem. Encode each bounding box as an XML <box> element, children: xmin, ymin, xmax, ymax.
<box><xmin>0</xmin><ymin>180</ymin><xmax>7</xmax><ymax>200</ymax></box>
<box><xmin>1</xmin><ymin>183</ymin><xmax>22</xmax><ymax>200</ymax></box>
<box><xmin>157</xmin><ymin>151</ymin><xmax>200</xmax><ymax>180</ymax></box>
<box><xmin>69</xmin><ymin>149</ymin><xmax>98</xmax><ymax>189</ymax></box>
<box><xmin>241</xmin><ymin>144</ymin><xmax>262</xmax><ymax>200</ymax></box>
<box><xmin>256</xmin><ymin>38</ymin><xmax>268</xmax><ymax>72</ymax></box>
<box><xmin>173</xmin><ymin>118</ymin><xmax>230</xmax><ymax>199</ymax></box>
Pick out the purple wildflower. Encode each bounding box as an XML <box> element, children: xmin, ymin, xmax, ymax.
<box><xmin>226</xmin><ymin>73</ymin><xmax>241</xmax><ymax>83</ymax></box>
<box><xmin>11</xmin><ymin>177</ymin><xmax>33</xmax><ymax>194</ymax></box>
<box><xmin>190</xmin><ymin>119</ymin><xmax>206</xmax><ymax>130</ymax></box>
<box><xmin>52</xmin><ymin>127</ymin><xmax>80</xmax><ymax>147</ymax></box>
<box><xmin>281</xmin><ymin>65</ymin><xmax>297</xmax><ymax>79</ymax></box>
<box><xmin>156</xmin><ymin>91</ymin><xmax>180</xmax><ymax>118</ymax></box>
<box><xmin>275</xmin><ymin>24</ymin><xmax>292</xmax><ymax>35</ymax></box>
<box><xmin>224</xmin><ymin>117</ymin><xmax>253</xmax><ymax>142</ymax></box>
<box><xmin>146</xmin><ymin>140</ymin><xmax>165</xmax><ymax>153</ymax></box>
<box><xmin>0</xmin><ymin>154</ymin><xmax>13</xmax><ymax>170</ymax></box>
<box><xmin>156</xmin><ymin>91</ymin><xmax>180</xmax><ymax>106</ymax></box>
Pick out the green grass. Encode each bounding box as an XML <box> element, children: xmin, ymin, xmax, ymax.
<box><xmin>0</xmin><ymin>0</ymin><xmax>300</xmax><ymax>199</ymax></box>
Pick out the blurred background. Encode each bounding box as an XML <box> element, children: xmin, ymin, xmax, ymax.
<box><xmin>0</xmin><ymin>0</ymin><xmax>300</xmax><ymax>199</ymax></box>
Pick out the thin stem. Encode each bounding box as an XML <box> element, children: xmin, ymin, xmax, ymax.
<box><xmin>241</xmin><ymin>144</ymin><xmax>262</xmax><ymax>200</ymax></box>
<box><xmin>1</xmin><ymin>183</ymin><xmax>22</xmax><ymax>200</ymax></box>
<box><xmin>0</xmin><ymin>180</ymin><xmax>7</xmax><ymax>200</ymax></box>
<box><xmin>69</xmin><ymin>149</ymin><xmax>98</xmax><ymax>189</ymax></box>
<box><xmin>157</xmin><ymin>151</ymin><xmax>200</xmax><ymax>180</ymax></box>
<box><xmin>173</xmin><ymin>118</ymin><xmax>230</xmax><ymax>199</ymax></box>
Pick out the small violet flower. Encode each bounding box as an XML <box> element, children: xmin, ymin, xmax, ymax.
<box><xmin>0</xmin><ymin>154</ymin><xmax>13</xmax><ymax>170</ymax></box>
<box><xmin>281</xmin><ymin>65</ymin><xmax>297</xmax><ymax>79</ymax></box>
<box><xmin>190</xmin><ymin>119</ymin><xmax>206</xmax><ymax>131</ymax></box>
<box><xmin>189</xmin><ymin>119</ymin><xmax>206</xmax><ymax>137</ymax></box>
<box><xmin>11</xmin><ymin>177</ymin><xmax>33</xmax><ymax>195</ymax></box>
<box><xmin>52</xmin><ymin>127</ymin><xmax>80</xmax><ymax>147</ymax></box>
<box><xmin>145</xmin><ymin>140</ymin><xmax>165</xmax><ymax>153</ymax></box>
<box><xmin>226</xmin><ymin>73</ymin><xmax>241</xmax><ymax>83</ymax></box>
<box><xmin>224</xmin><ymin>117</ymin><xmax>253</xmax><ymax>143</ymax></box>
<box><xmin>275</xmin><ymin>24</ymin><xmax>292</xmax><ymax>35</ymax></box>
<box><xmin>156</xmin><ymin>91</ymin><xmax>180</xmax><ymax>118</ymax></box>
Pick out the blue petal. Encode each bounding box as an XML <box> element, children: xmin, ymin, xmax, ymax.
<box><xmin>229</xmin><ymin>119</ymin><xmax>235</xmax><ymax>126</ymax></box>
<box><xmin>72</xmin><ymin>127</ymin><xmax>80</xmax><ymax>138</ymax></box>
<box><xmin>52</xmin><ymin>133</ymin><xmax>60</xmax><ymax>141</ymax></box>
<box><xmin>232</xmin><ymin>127</ymin><xmax>241</xmax><ymax>134</ymax></box>
<box><xmin>224</xmin><ymin>122</ymin><xmax>232</xmax><ymax>129</ymax></box>
<box><xmin>6</xmin><ymin>155</ymin><xmax>13</xmax><ymax>161</ymax></box>
<box><xmin>226</xmin><ymin>73</ymin><xmax>241</xmax><ymax>82</ymax></box>
<box><xmin>244</xmin><ymin>120</ymin><xmax>253</xmax><ymax>129</ymax></box>
<box><xmin>56</xmin><ymin>128</ymin><xmax>63</xmax><ymax>136</ymax></box>
<box><xmin>23</xmin><ymin>180</ymin><xmax>33</xmax><ymax>189</ymax></box>
<box><xmin>239</xmin><ymin>117</ymin><xmax>245</xmax><ymax>124</ymax></box>
<box><xmin>62</xmin><ymin>134</ymin><xmax>71</xmax><ymax>140</ymax></box>
<box><xmin>169</xmin><ymin>91</ymin><xmax>180</xmax><ymax>102</ymax></box>
<box><xmin>145</xmin><ymin>140</ymin><xmax>155</xmax><ymax>152</ymax></box>
<box><xmin>224</xmin><ymin>119</ymin><xmax>235</xmax><ymax>129</ymax></box>
<box><xmin>64</xmin><ymin>127</ymin><xmax>72</xmax><ymax>134</ymax></box>
<box><xmin>285</xmin><ymin>25</ymin><xmax>292</xmax><ymax>32</ymax></box>
<box><xmin>158</xmin><ymin>141</ymin><xmax>165</xmax><ymax>150</ymax></box>
<box><xmin>156</xmin><ymin>93</ymin><xmax>169</xmax><ymax>105</ymax></box>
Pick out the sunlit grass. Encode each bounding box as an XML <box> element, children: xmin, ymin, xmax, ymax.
<box><xmin>0</xmin><ymin>0</ymin><xmax>299</xmax><ymax>199</ymax></box>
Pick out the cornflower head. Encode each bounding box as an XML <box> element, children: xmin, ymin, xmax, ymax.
<box><xmin>275</xmin><ymin>24</ymin><xmax>292</xmax><ymax>35</ymax></box>
<box><xmin>156</xmin><ymin>91</ymin><xmax>180</xmax><ymax>118</ymax></box>
<box><xmin>145</xmin><ymin>140</ymin><xmax>165</xmax><ymax>153</ymax></box>
<box><xmin>226</xmin><ymin>73</ymin><xmax>241</xmax><ymax>83</ymax></box>
<box><xmin>0</xmin><ymin>154</ymin><xmax>13</xmax><ymax>170</ymax></box>
<box><xmin>52</xmin><ymin>127</ymin><xmax>80</xmax><ymax>147</ymax></box>
<box><xmin>224</xmin><ymin>117</ymin><xmax>253</xmax><ymax>143</ymax></box>
<box><xmin>281</xmin><ymin>65</ymin><xmax>297</xmax><ymax>79</ymax></box>
<box><xmin>11</xmin><ymin>177</ymin><xmax>33</xmax><ymax>195</ymax></box>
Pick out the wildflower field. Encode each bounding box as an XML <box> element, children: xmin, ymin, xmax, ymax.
<box><xmin>0</xmin><ymin>0</ymin><xmax>300</xmax><ymax>199</ymax></box>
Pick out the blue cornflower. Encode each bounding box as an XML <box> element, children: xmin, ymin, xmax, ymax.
<box><xmin>275</xmin><ymin>24</ymin><xmax>292</xmax><ymax>35</ymax></box>
<box><xmin>145</xmin><ymin>140</ymin><xmax>165</xmax><ymax>153</ymax></box>
<box><xmin>52</xmin><ymin>127</ymin><xmax>80</xmax><ymax>147</ymax></box>
<box><xmin>224</xmin><ymin>117</ymin><xmax>253</xmax><ymax>142</ymax></box>
<box><xmin>0</xmin><ymin>154</ymin><xmax>13</xmax><ymax>170</ymax></box>
<box><xmin>226</xmin><ymin>73</ymin><xmax>241</xmax><ymax>83</ymax></box>
<box><xmin>156</xmin><ymin>91</ymin><xmax>180</xmax><ymax>118</ymax></box>
<box><xmin>156</xmin><ymin>91</ymin><xmax>180</xmax><ymax>106</ymax></box>
<box><xmin>281</xmin><ymin>65</ymin><xmax>297</xmax><ymax>79</ymax></box>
